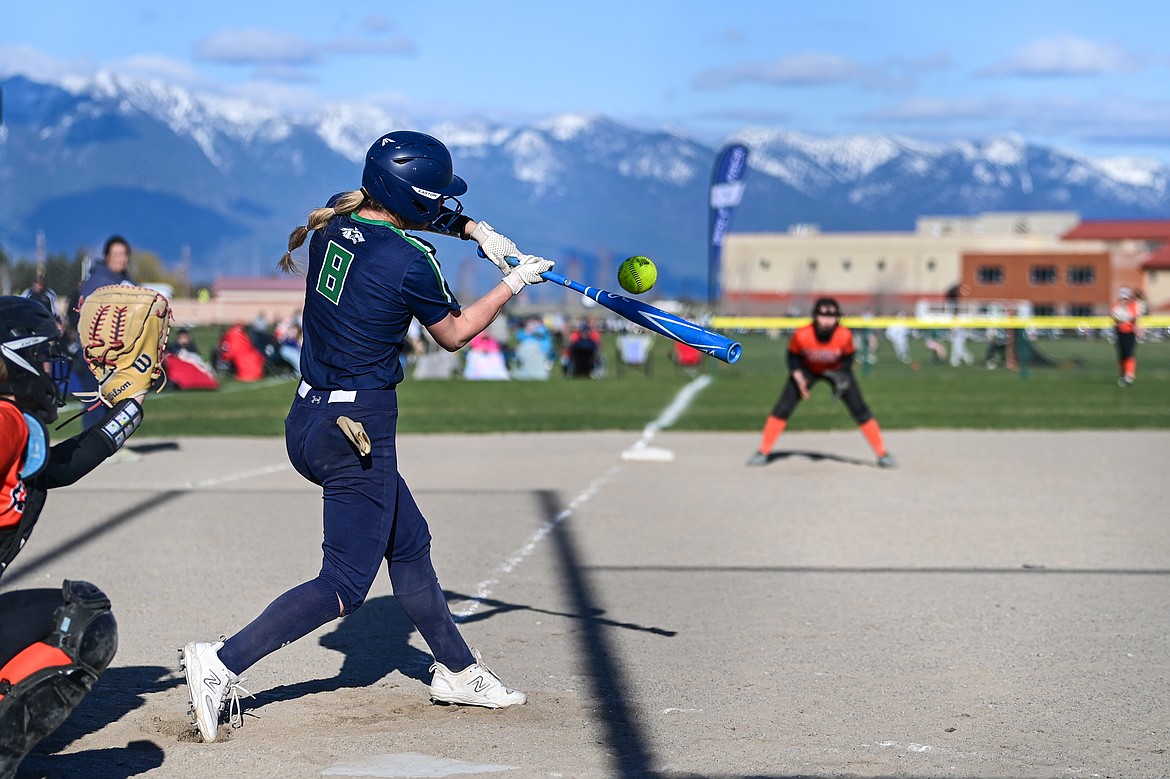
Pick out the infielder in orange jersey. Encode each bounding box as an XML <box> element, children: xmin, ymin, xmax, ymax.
<box><xmin>748</xmin><ymin>297</ymin><xmax>896</xmax><ymax>468</ymax></box>
<box><xmin>1110</xmin><ymin>287</ymin><xmax>1141</xmax><ymax>386</ymax></box>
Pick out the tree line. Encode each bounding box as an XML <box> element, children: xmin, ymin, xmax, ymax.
<box><xmin>0</xmin><ymin>248</ymin><xmax>196</xmax><ymax>298</ymax></box>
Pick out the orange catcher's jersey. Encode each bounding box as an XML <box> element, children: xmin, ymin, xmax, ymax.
<box><xmin>0</xmin><ymin>401</ymin><xmax>29</xmax><ymax>530</ymax></box>
<box><xmin>788</xmin><ymin>323</ymin><xmax>854</xmax><ymax>375</ymax></box>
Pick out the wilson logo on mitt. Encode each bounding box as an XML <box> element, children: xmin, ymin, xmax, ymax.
<box><xmin>78</xmin><ymin>285</ymin><xmax>173</xmax><ymax>407</ymax></box>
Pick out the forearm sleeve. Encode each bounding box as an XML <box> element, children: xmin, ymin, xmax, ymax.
<box><xmin>42</xmin><ymin>399</ymin><xmax>144</xmax><ymax>488</ymax></box>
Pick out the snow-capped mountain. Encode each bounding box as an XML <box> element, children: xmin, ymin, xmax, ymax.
<box><xmin>1</xmin><ymin>72</ymin><xmax>1167</xmax><ymax>298</ymax></box>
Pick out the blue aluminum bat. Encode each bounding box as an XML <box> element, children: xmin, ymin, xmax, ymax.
<box><xmin>504</xmin><ymin>256</ymin><xmax>741</xmax><ymax>364</ymax></box>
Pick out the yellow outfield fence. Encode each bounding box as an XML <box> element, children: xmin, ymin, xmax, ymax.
<box><xmin>710</xmin><ymin>316</ymin><xmax>1170</xmax><ymax>331</ymax></box>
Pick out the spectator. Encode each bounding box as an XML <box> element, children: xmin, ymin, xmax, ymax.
<box><xmin>855</xmin><ymin>311</ymin><xmax>878</xmax><ymax>365</ymax></box>
<box><xmin>20</xmin><ymin>275</ymin><xmax>61</xmax><ymax>325</ymax></box>
<box><xmin>167</xmin><ymin>327</ymin><xmax>200</xmax><ymax>357</ymax></box>
<box><xmin>463</xmin><ymin>332</ymin><xmax>510</xmax><ymax>380</ymax></box>
<box><xmin>885</xmin><ymin>314</ymin><xmax>911</xmax><ymax>364</ymax></box>
<box><xmin>515</xmin><ymin>317</ymin><xmax>554</xmax><ymax>362</ymax></box>
<box><xmin>923</xmin><ymin>330</ymin><xmax>948</xmax><ymax>363</ymax></box>
<box><xmin>77</xmin><ymin>236</ymin><xmax>137</xmax><ymax>430</ymax></box>
<box><xmin>279</xmin><ymin>324</ymin><xmax>303</xmax><ymax>378</ymax></box>
<box><xmin>949</xmin><ymin>326</ymin><xmax>974</xmax><ymax>367</ymax></box>
<box><xmin>163</xmin><ymin>329</ymin><xmax>220</xmax><ymax>392</ymax></box>
<box><xmin>985</xmin><ymin>328</ymin><xmax>1008</xmax><ymax>369</ymax></box>
<box><xmin>512</xmin><ymin>318</ymin><xmax>553</xmax><ymax>380</ymax></box>
<box><xmin>671</xmin><ymin>341</ymin><xmax>703</xmax><ymax>375</ymax></box>
<box><xmin>82</xmin><ymin>236</ymin><xmax>136</xmax><ymax>295</ymax></box>
<box><xmin>565</xmin><ymin>322</ymin><xmax>600</xmax><ymax>378</ymax></box>
<box><xmin>216</xmin><ymin>322</ymin><xmax>264</xmax><ymax>382</ymax></box>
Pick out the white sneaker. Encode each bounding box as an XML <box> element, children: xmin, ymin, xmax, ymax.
<box><xmin>181</xmin><ymin>641</ymin><xmax>252</xmax><ymax>742</ymax></box>
<box><xmin>429</xmin><ymin>650</ymin><xmax>526</xmax><ymax>708</ymax></box>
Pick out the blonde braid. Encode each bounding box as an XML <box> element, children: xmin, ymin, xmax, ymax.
<box><xmin>278</xmin><ymin>189</ymin><xmax>367</xmax><ymax>274</ymax></box>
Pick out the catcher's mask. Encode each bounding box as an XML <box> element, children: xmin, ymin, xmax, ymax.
<box><xmin>362</xmin><ymin>131</ymin><xmax>467</xmax><ymax>228</ymax></box>
<box><xmin>0</xmin><ymin>297</ymin><xmax>70</xmax><ymax>423</ymax></box>
<box><xmin>811</xmin><ymin>297</ymin><xmax>842</xmax><ymax>343</ymax></box>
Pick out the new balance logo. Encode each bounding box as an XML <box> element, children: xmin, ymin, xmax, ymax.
<box><xmin>203</xmin><ymin>670</ymin><xmax>222</xmax><ymax>690</ymax></box>
<box><xmin>470</xmin><ymin>675</ymin><xmax>489</xmax><ymax>693</ymax></box>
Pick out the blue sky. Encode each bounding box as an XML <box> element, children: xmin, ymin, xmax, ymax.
<box><xmin>2</xmin><ymin>0</ymin><xmax>1168</xmax><ymax>162</ymax></box>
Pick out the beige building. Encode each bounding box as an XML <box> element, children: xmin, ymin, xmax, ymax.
<box><xmin>720</xmin><ymin>211</ymin><xmax>1103</xmax><ymax>316</ymax></box>
<box><xmin>169</xmin><ymin>276</ymin><xmax>305</xmax><ymax>327</ymax></box>
<box><xmin>1141</xmin><ymin>246</ymin><xmax>1170</xmax><ymax>313</ymax></box>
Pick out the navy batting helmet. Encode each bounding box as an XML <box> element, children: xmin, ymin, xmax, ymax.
<box><xmin>0</xmin><ymin>296</ymin><xmax>70</xmax><ymax>422</ymax></box>
<box><xmin>362</xmin><ymin>131</ymin><xmax>467</xmax><ymax>227</ymax></box>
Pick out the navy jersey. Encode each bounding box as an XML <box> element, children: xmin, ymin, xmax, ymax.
<box><xmin>300</xmin><ymin>201</ymin><xmax>460</xmax><ymax>389</ymax></box>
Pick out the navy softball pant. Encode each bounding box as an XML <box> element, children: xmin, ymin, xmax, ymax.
<box><xmin>284</xmin><ymin>385</ymin><xmax>431</xmax><ymax>610</ymax></box>
<box><xmin>218</xmin><ymin>382</ymin><xmax>476</xmax><ymax>675</ymax></box>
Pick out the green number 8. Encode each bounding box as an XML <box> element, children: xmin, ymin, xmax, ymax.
<box><xmin>317</xmin><ymin>241</ymin><xmax>354</xmax><ymax>305</ymax></box>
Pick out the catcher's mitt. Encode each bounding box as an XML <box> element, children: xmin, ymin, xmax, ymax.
<box><xmin>78</xmin><ymin>285</ymin><xmax>173</xmax><ymax>406</ymax></box>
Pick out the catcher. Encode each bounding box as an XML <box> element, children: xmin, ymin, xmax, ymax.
<box><xmin>747</xmin><ymin>297</ymin><xmax>896</xmax><ymax>469</ymax></box>
<box><xmin>0</xmin><ymin>287</ymin><xmax>169</xmax><ymax>778</ymax></box>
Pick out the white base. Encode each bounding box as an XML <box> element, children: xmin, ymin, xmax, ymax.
<box><xmin>620</xmin><ymin>445</ymin><xmax>675</xmax><ymax>462</ymax></box>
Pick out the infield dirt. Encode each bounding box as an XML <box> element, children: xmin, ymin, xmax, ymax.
<box><xmin>9</xmin><ymin>429</ymin><xmax>1169</xmax><ymax>778</ymax></box>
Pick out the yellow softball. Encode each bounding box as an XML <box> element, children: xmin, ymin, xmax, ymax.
<box><xmin>617</xmin><ymin>255</ymin><xmax>657</xmax><ymax>295</ymax></box>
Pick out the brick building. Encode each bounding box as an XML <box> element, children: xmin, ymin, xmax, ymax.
<box><xmin>721</xmin><ymin>213</ymin><xmax>1170</xmax><ymax>316</ymax></box>
<box><xmin>1060</xmin><ymin>220</ymin><xmax>1170</xmax><ymax>313</ymax></box>
<box><xmin>960</xmin><ymin>251</ymin><xmax>1111</xmax><ymax>316</ymax></box>
<box><xmin>1142</xmin><ymin>245</ymin><xmax>1170</xmax><ymax>313</ymax></box>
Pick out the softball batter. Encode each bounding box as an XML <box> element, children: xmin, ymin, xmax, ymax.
<box><xmin>181</xmin><ymin>131</ymin><xmax>552</xmax><ymax>742</ymax></box>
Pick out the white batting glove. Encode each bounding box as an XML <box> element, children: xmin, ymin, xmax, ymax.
<box><xmin>502</xmin><ymin>255</ymin><xmax>555</xmax><ymax>295</ymax></box>
<box><xmin>470</xmin><ymin>221</ymin><xmax>518</xmax><ymax>275</ymax></box>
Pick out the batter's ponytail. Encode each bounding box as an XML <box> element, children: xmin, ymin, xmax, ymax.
<box><xmin>279</xmin><ymin>189</ymin><xmax>366</xmax><ymax>275</ymax></box>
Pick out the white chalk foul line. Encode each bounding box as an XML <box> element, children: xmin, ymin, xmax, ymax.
<box><xmin>453</xmin><ymin>374</ymin><xmax>712</xmax><ymax>619</ymax></box>
<box><xmin>453</xmin><ymin>465</ymin><xmax>620</xmax><ymax>619</ymax></box>
<box><xmin>186</xmin><ymin>462</ymin><xmax>293</xmax><ymax>489</ymax></box>
<box><xmin>639</xmin><ymin>374</ymin><xmax>712</xmax><ymax>440</ymax></box>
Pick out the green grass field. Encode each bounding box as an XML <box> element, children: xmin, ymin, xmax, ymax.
<box><xmin>53</xmin><ymin>331</ymin><xmax>1170</xmax><ymax>440</ymax></box>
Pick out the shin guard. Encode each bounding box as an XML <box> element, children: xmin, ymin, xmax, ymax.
<box><xmin>0</xmin><ymin>581</ymin><xmax>117</xmax><ymax>778</ymax></box>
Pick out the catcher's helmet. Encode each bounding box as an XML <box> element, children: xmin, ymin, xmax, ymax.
<box><xmin>362</xmin><ymin>131</ymin><xmax>467</xmax><ymax>227</ymax></box>
<box><xmin>0</xmin><ymin>297</ymin><xmax>70</xmax><ymax>422</ymax></box>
